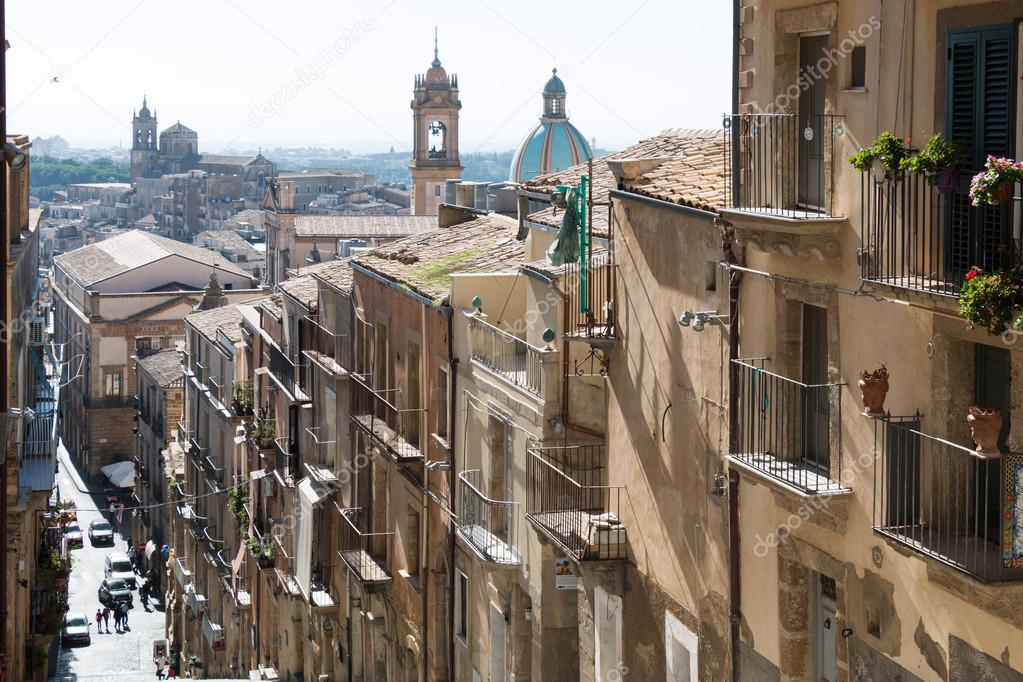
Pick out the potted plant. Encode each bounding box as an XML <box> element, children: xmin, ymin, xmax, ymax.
<box><xmin>187</xmin><ymin>655</ymin><xmax>203</xmax><ymax>670</ymax></box>
<box><xmin>958</xmin><ymin>267</ymin><xmax>1023</xmax><ymax>334</ymax></box>
<box><xmin>251</xmin><ymin>407</ymin><xmax>276</xmax><ymax>449</ymax></box>
<box><xmin>232</xmin><ymin>380</ymin><xmax>254</xmax><ymax>417</ymax></box>
<box><xmin>247</xmin><ymin>535</ymin><xmax>275</xmax><ymax>568</ymax></box>
<box><xmin>900</xmin><ymin>134</ymin><xmax>961</xmax><ymax>192</ymax></box>
<box><xmin>969</xmin><ymin>155</ymin><xmax>1023</xmax><ymax>205</ymax></box>
<box><xmin>967</xmin><ymin>407</ymin><xmax>1004</xmax><ymax>457</ymax></box>
<box><xmin>858</xmin><ymin>366</ymin><xmax>889</xmax><ymax>417</ymax></box>
<box><xmin>227</xmin><ymin>485</ymin><xmax>249</xmax><ymax>523</ymax></box>
<box><xmin>849</xmin><ymin>132</ymin><xmax>912</xmax><ymax>183</ymax></box>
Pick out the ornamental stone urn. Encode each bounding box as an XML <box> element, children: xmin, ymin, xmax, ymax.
<box><xmin>967</xmin><ymin>407</ymin><xmax>1004</xmax><ymax>457</ymax></box>
<box><xmin>858</xmin><ymin>366</ymin><xmax>889</xmax><ymax>417</ymax></box>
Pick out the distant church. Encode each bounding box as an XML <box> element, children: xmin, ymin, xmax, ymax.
<box><xmin>130</xmin><ymin>96</ymin><xmax>275</xmax><ymax>200</ymax></box>
<box><xmin>510</xmin><ymin>69</ymin><xmax>592</xmax><ymax>182</ymax></box>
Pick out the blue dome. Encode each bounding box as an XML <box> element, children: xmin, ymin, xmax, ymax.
<box><xmin>510</xmin><ymin>118</ymin><xmax>592</xmax><ymax>182</ymax></box>
<box><xmin>544</xmin><ymin>69</ymin><xmax>566</xmax><ymax>93</ymax></box>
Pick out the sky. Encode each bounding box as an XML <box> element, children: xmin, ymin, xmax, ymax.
<box><xmin>5</xmin><ymin>0</ymin><xmax>732</xmax><ymax>154</ymax></box>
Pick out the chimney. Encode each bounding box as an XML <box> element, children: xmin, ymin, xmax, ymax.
<box><xmin>195</xmin><ymin>272</ymin><xmax>229</xmax><ymax>311</ymax></box>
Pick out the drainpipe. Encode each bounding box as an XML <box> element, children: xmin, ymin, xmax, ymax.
<box><xmin>728</xmin><ymin>3</ymin><xmax>742</xmax><ymax>679</ymax></box>
<box><xmin>0</xmin><ymin>0</ymin><xmax>9</xmax><ymax>673</ymax></box>
<box><xmin>420</xmin><ymin>303</ymin><xmax>429</xmax><ymax>679</ymax></box>
<box><xmin>446</xmin><ymin>306</ymin><xmax>458</xmax><ymax>682</ymax></box>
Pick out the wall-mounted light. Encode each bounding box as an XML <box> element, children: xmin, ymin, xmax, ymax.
<box><xmin>679</xmin><ymin>310</ymin><xmax>729</xmax><ymax>333</ymax></box>
<box><xmin>3</xmin><ymin>142</ymin><xmax>27</xmax><ymax>171</ymax></box>
<box><xmin>678</xmin><ymin>310</ymin><xmax>692</xmax><ymax>327</ymax></box>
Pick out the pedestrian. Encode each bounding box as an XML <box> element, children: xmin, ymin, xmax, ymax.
<box><xmin>113</xmin><ymin>607</ymin><xmax>121</xmax><ymax>633</ymax></box>
<box><xmin>155</xmin><ymin>653</ymin><xmax>166</xmax><ymax>679</ymax></box>
<box><xmin>120</xmin><ymin>601</ymin><xmax>130</xmax><ymax>630</ymax></box>
<box><xmin>102</xmin><ymin>606</ymin><xmax>111</xmax><ymax>633</ymax></box>
<box><xmin>95</xmin><ymin>609</ymin><xmax>104</xmax><ymax>634</ymax></box>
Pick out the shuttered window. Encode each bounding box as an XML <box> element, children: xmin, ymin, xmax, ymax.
<box><xmin>946</xmin><ymin>25</ymin><xmax>1016</xmax><ymax>279</ymax></box>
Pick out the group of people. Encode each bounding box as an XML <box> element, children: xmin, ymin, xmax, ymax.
<box><xmin>94</xmin><ymin>602</ymin><xmax>131</xmax><ymax>633</ymax></box>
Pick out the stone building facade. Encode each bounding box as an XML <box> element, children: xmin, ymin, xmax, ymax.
<box><xmin>409</xmin><ymin>39</ymin><xmax>462</xmax><ymax>216</ymax></box>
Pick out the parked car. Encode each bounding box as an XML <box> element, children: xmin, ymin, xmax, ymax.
<box><xmin>60</xmin><ymin>613</ymin><xmax>91</xmax><ymax>646</ymax></box>
<box><xmin>103</xmin><ymin>551</ymin><xmax>136</xmax><ymax>589</ymax></box>
<box><xmin>88</xmin><ymin>519</ymin><xmax>114</xmax><ymax>546</ymax></box>
<box><xmin>64</xmin><ymin>521</ymin><xmax>83</xmax><ymax>549</ymax></box>
<box><xmin>98</xmin><ymin>578</ymin><xmax>133</xmax><ymax>609</ymax></box>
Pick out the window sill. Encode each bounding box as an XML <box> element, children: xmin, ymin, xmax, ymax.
<box><xmin>398</xmin><ymin>569</ymin><xmax>421</xmax><ymax>593</ymax></box>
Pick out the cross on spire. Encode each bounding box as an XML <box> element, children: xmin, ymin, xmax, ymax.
<box><xmin>432</xmin><ymin>26</ymin><xmax>441</xmax><ymax>67</ymax></box>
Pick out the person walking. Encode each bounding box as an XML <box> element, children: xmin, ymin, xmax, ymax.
<box><xmin>120</xmin><ymin>600</ymin><xmax>130</xmax><ymax>630</ymax></box>
<box><xmin>95</xmin><ymin>609</ymin><xmax>104</xmax><ymax>634</ymax></box>
<box><xmin>102</xmin><ymin>606</ymin><xmax>111</xmax><ymax>633</ymax></box>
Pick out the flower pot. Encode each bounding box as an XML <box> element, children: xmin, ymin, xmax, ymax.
<box><xmin>992</xmin><ymin>181</ymin><xmax>1014</xmax><ymax>203</ymax></box>
<box><xmin>967</xmin><ymin>407</ymin><xmax>1003</xmax><ymax>457</ymax></box>
<box><xmin>858</xmin><ymin>367</ymin><xmax>889</xmax><ymax>417</ymax></box>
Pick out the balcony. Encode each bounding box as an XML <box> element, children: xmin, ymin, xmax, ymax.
<box><xmin>300</xmin><ymin>314</ymin><xmax>350</xmax><ymax>376</ymax></box>
<box><xmin>562</xmin><ymin>252</ymin><xmax>618</xmax><ymax>343</ymax></box>
<box><xmin>304</xmin><ymin>427</ymin><xmax>339</xmax><ymax>486</ymax></box>
<box><xmin>350</xmin><ymin>376</ymin><xmax>426</xmax><ymax>463</ymax></box>
<box><xmin>273</xmin><ymin>437</ymin><xmax>299</xmax><ymax>485</ymax></box>
<box><xmin>860</xmin><ymin>171</ymin><xmax>1016</xmax><ymax>300</ymax></box>
<box><xmin>468</xmin><ymin>315</ymin><xmax>551</xmax><ymax>398</ymax></box>
<box><xmin>173</xmin><ymin>556</ymin><xmax>193</xmax><ymax>589</ymax></box>
<box><xmin>457</xmin><ymin>470</ymin><xmax>521</xmax><ymax>566</ymax></box>
<box><xmin>266</xmin><ymin>341</ymin><xmax>297</xmax><ymax>394</ymax></box>
<box><xmin>525</xmin><ymin>445</ymin><xmax>626</xmax><ymax>562</ymax></box>
<box><xmin>186</xmin><ymin>587</ymin><xmax>207</xmax><ymax>618</ymax></box>
<box><xmin>729</xmin><ymin>359</ymin><xmax>848</xmax><ymax>495</ymax></box>
<box><xmin>722</xmin><ymin>113</ymin><xmax>846</xmax><ymax>259</ymax></box>
<box><xmin>202</xmin><ymin>612</ymin><xmax>226</xmax><ymax>651</ymax></box>
<box><xmin>335</xmin><ymin>504</ymin><xmax>391</xmax><ymax>588</ymax></box>
<box><xmin>872</xmin><ymin>417</ymin><xmax>1023</xmax><ymax>582</ymax></box>
<box><xmin>177</xmin><ymin>419</ymin><xmax>193</xmax><ymax>446</ymax></box>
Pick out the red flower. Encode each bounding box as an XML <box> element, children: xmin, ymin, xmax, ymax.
<box><xmin>965</xmin><ymin>270</ymin><xmax>978</xmax><ymax>281</ymax></box>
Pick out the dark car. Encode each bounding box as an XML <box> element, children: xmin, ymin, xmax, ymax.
<box><xmin>88</xmin><ymin>519</ymin><xmax>114</xmax><ymax>546</ymax></box>
<box><xmin>60</xmin><ymin>613</ymin><xmax>91</xmax><ymax>646</ymax></box>
<box><xmin>98</xmin><ymin>578</ymin><xmax>133</xmax><ymax>609</ymax></box>
<box><xmin>64</xmin><ymin>521</ymin><xmax>84</xmax><ymax>549</ymax></box>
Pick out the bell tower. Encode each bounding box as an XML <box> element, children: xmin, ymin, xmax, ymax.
<box><xmin>131</xmin><ymin>95</ymin><xmax>159</xmax><ymax>182</ymax></box>
<box><xmin>409</xmin><ymin>29</ymin><xmax>462</xmax><ymax>216</ymax></box>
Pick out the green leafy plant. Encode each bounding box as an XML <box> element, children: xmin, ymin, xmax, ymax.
<box><xmin>233</xmin><ymin>380</ymin><xmax>254</xmax><ymax>415</ymax></box>
<box><xmin>958</xmin><ymin>267</ymin><xmax>1023</xmax><ymax>334</ymax></box>
<box><xmin>247</xmin><ymin>535</ymin><xmax>276</xmax><ymax>563</ymax></box>
<box><xmin>227</xmin><ymin>485</ymin><xmax>250</xmax><ymax>522</ymax></box>
<box><xmin>900</xmin><ymin>134</ymin><xmax>961</xmax><ymax>181</ymax></box>
<box><xmin>250</xmin><ymin>407</ymin><xmax>276</xmax><ymax>446</ymax></box>
<box><xmin>849</xmin><ymin>132</ymin><xmax>912</xmax><ymax>177</ymax></box>
<box><xmin>969</xmin><ymin>155</ymin><xmax>1023</xmax><ymax>206</ymax></box>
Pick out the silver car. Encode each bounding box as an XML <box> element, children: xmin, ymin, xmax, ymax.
<box><xmin>103</xmin><ymin>551</ymin><xmax>136</xmax><ymax>589</ymax></box>
<box><xmin>61</xmin><ymin>613</ymin><xmax>91</xmax><ymax>646</ymax></box>
<box><xmin>88</xmin><ymin>519</ymin><xmax>114</xmax><ymax>546</ymax></box>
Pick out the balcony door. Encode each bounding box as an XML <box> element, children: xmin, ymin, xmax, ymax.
<box><xmin>946</xmin><ymin>26</ymin><xmax>1016</xmax><ymax>283</ymax></box>
<box><xmin>798</xmin><ymin>34</ymin><xmax>828</xmax><ymax>211</ymax></box>
<box><xmin>976</xmin><ymin>344</ymin><xmax>1010</xmax><ymax>542</ymax></box>
<box><xmin>801</xmin><ymin>304</ymin><xmax>830</xmax><ymax>473</ymax></box>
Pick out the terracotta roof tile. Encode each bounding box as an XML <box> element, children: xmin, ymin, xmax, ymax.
<box><xmin>293</xmin><ymin>215</ymin><xmax>435</xmax><ymax>238</ymax></box>
<box><xmin>309</xmin><ymin>258</ymin><xmax>354</xmax><ymax>294</ymax></box>
<box><xmin>135</xmin><ymin>349</ymin><xmax>183</xmax><ymax>387</ymax></box>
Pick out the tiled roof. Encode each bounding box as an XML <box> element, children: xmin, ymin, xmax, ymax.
<box><xmin>310</xmin><ymin>258</ymin><xmax>354</xmax><ymax>294</ymax></box>
<box><xmin>520</xmin><ymin>248</ymin><xmax>610</xmax><ymax>281</ymax></box>
<box><xmin>136</xmin><ymin>349</ymin><xmax>183</xmax><ymax>387</ymax></box>
<box><xmin>293</xmin><ymin>215</ymin><xmax>434</xmax><ymax>238</ymax></box>
<box><xmin>279</xmin><ymin>274</ymin><xmax>319</xmax><ymax>311</ymax></box>
<box><xmin>260</xmin><ymin>294</ymin><xmax>283</xmax><ymax>319</ymax></box>
<box><xmin>55</xmin><ymin>229</ymin><xmax>249</xmax><ymax>286</ymax></box>
<box><xmin>193</xmin><ymin>154</ymin><xmax>259</xmax><ymax>166</ymax></box>
<box><xmin>353</xmin><ymin>214</ymin><xmax>523</xmax><ymax>301</ymax></box>
<box><xmin>521</xmin><ymin>129</ymin><xmax>726</xmax><ymax>236</ymax></box>
<box><xmin>193</xmin><ymin>230</ymin><xmax>261</xmax><ymax>256</ymax></box>
<box><xmin>186</xmin><ymin>304</ymin><xmax>246</xmax><ymax>344</ymax></box>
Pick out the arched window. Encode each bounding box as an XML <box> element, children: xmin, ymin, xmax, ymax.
<box><xmin>428</xmin><ymin>121</ymin><xmax>447</xmax><ymax>159</ymax></box>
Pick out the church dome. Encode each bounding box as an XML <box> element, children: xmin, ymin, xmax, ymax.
<box><xmin>136</xmin><ymin>95</ymin><xmax>152</xmax><ymax>121</ymax></box>
<box><xmin>510</xmin><ymin>70</ymin><xmax>591</xmax><ymax>183</ymax></box>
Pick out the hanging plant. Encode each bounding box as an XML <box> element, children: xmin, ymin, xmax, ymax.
<box><xmin>900</xmin><ymin>134</ymin><xmax>962</xmax><ymax>191</ymax></box>
<box><xmin>849</xmin><ymin>132</ymin><xmax>912</xmax><ymax>182</ymax></box>
<box><xmin>958</xmin><ymin>267</ymin><xmax>1023</xmax><ymax>334</ymax></box>
<box><xmin>227</xmin><ymin>485</ymin><xmax>249</xmax><ymax>522</ymax></box>
<box><xmin>969</xmin><ymin>155</ymin><xmax>1023</xmax><ymax>206</ymax></box>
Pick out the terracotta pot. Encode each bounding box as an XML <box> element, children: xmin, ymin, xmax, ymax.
<box><xmin>858</xmin><ymin>367</ymin><xmax>889</xmax><ymax>417</ymax></box>
<box><xmin>967</xmin><ymin>407</ymin><xmax>1003</xmax><ymax>457</ymax></box>
<box><xmin>992</xmin><ymin>181</ymin><xmax>1014</xmax><ymax>203</ymax></box>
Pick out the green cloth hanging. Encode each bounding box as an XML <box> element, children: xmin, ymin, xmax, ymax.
<box><xmin>546</xmin><ymin>187</ymin><xmax>580</xmax><ymax>266</ymax></box>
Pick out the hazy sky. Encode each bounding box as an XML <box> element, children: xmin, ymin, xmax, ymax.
<box><xmin>6</xmin><ymin>0</ymin><xmax>731</xmax><ymax>154</ymax></box>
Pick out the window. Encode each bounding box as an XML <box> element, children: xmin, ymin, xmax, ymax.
<box><xmin>849</xmin><ymin>46</ymin><xmax>866</xmax><ymax>89</ymax></box>
<box><xmin>405</xmin><ymin>506</ymin><xmax>420</xmax><ymax>573</ymax></box>
<box><xmin>455</xmin><ymin>570</ymin><xmax>469</xmax><ymax>645</ymax></box>
<box><xmin>104</xmin><ymin>369</ymin><xmax>122</xmax><ymax>396</ymax></box>
<box><xmin>594</xmin><ymin>586</ymin><xmax>622</xmax><ymax>682</ymax></box>
<box><xmin>434</xmin><ymin>366</ymin><xmax>449</xmax><ymax>440</ymax></box>
<box><xmin>434</xmin><ymin>185</ymin><xmax>441</xmax><ymax>197</ymax></box>
<box><xmin>665</xmin><ymin>612</ymin><xmax>699</xmax><ymax>681</ymax></box>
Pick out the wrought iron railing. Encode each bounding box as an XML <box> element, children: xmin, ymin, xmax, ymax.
<box><xmin>335</xmin><ymin>504</ymin><xmax>391</xmax><ymax>584</ymax></box>
<box><xmin>349</xmin><ymin>376</ymin><xmax>426</xmax><ymax>462</ymax></box>
<box><xmin>859</xmin><ymin>171</ymin><xmax>1017</xmax><ymax>297</ymax></box>
<box><xmin>468</xmin><ymin>315</ymin><xmax>546</xmax><ymax>397</ymax></box>
<box><xmin>872</xmin><ymin>416</ymin><xmax>1023</xmax><ymax>582</ymax></box>
<box><xmin>274</xmin><ymin>437</ymin><xmax>298</xmax><ymax>479</ymax></box>
<box><xmin>301</xmin><ymin>314</ymin><xmax>350</xmax><ymax>367</ymax></box>
<box><xmin>267</xmin><ymin>341</ymin><xmax>296</xmax><ymax>391</ymax></box>
<box><xmin>563</xmin><ymin>252</ymin><xmax>617</xmax><ymax>340</ymax></box>
<box><xmin>526</xmin><ymin>445</ymin><xmax>626</xmax><ymax>561</ymax></box>
<box><xmin>458</xmin><ymin>470</ymin><xmax>520</xmax><ymax>565</ymax></box>
<box><xmin>724</xmin><ymin>113</ymin><xmax>844</xmax><ymax>218</ymax></box>
<box><xmin>730</xmin><ymin>359</ymin><xmax>846</xmax><ymax>494</ymax></box>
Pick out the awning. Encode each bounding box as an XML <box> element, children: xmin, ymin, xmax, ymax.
<box><xmin>101</xmin><ymin>460</ymin><xmax>136</xmax><ymax>488</ymax></box>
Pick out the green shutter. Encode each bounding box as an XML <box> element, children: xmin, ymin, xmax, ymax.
<box><xmin>946</xmin><ymin>25</ymin><xmax>1016</xmax><ymax>280</ymax></box>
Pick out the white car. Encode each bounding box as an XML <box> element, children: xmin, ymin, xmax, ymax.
<box><xmin>61</xmin><ymin>613</ymin><xmax>91</xmax><ymax>646</ymax></box>
<box><xmin>103</xmin><ymin>551</ymin><xmax>136</xmax><ymax>589</ymax></box>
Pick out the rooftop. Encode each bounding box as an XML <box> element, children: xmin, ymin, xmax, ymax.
<box><xmin>279</xmin><ymin>274</ymin><xmax>319</xmax><ymax>311</ymax></box>
<box><xmin>193</xmin><ymin>230</ymin><xmax>262</xmax><ymax>256</ymax></box>
<box><xmin>186</xmin><ymin>303</ymin><xmax>247</xmax><ymax>344</ymax></box>
<box><xmin>136</xmin><ymin>348</ymin><xmax>184</xmax><ymax>387</ymax></box>
<box><xmin>521</xmin><ymin>129</ymin><xmax>727</xmax><ymax>237</ymax></box>
<box><xmin>188</xmin><ymin>153</ymin><xmax>267</xmax><ymax>166</ymax></box>
<box><xmin>309</xmin><ymin>258</ymin><xmax>354</xmax><ymax>295</ymax></box>
<box><xmin>292</xmin><ymin>215</ymin><xmax>434</xmax><ymax>238</ymax></box>
<box><xmin>353</xmin><ymin>214</ymin><xmax>523</xmax><ymax>302</ymax></box>
<box><xmin>55</xmin><ymin>229</ymin><xmax>250</xmax><ymax>286</ymax></box>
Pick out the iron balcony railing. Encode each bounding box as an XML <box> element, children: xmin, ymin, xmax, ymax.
<box><xmin>189</xmin><ymin>437</ymin><xmax>207</xmax><ymax>463</ymax></box>
<box><xmin>274</xmin><ymin>437</ymin><xmax>299</xmax><ymax>480</ymax></box>
<box><xmin>730</xmin><ymin>359</ymin><xmax>847</xmax><ymax>494</ymax></box>
<box><xmin>194</xmin><ymin>361</ymin><xmax>207</xmax><ymax>386</ymax></box>
<box><xmin>724</xmin><ymin>112</ymin><xmax>844</xmax><ymax>218</ymax></box>
<box><xmin>177</xmin><ymin>419</ymin><xmax>193</xmax><ymax>446</ymax></box>
<box><xmin>173</xmin><ymin>556</ymin><xmax>192</xmax><ymax>589</ymax></box>
<box><xmin>267</xmin><ymin>341</ymin><xmax>296</xmax><ymax>392</ymax></box>
<box><xmin>563</xmin><ymin>252</ymin><xmax>617</xmax><ymax>341</ymax></box>
<box><xmin>301</xmin><ymin>314</ymin><xmax>351</xmax><ymax>369</ymax></box>
<box><xmin>468</xmin><ymin>315</ymin><xmax>547</xmax><ymax>397</ymax></box>
<box><xmin>860</xmin><ymin>170</ymin><xmax>1017</xmax><ymax>297</ymax></box>
<box><xmin>458</xmin><ymin>470</ymin><xmax>521</xmax><ymax>565</ymax></box>
<box><xmin>350</xmin><ymin>376</ymin><xmax>426</xmax><ymax>462</ymax></box>
<box><xmin>873</xmin><ymin>417</ymin><xmax>1023</xmax><ymax>582</ymax></box>
<box><xmin>207</xmin><ymin>375</ymin><xmax>227</xmax><ymax>406</ymax></box>
<box><xmin>335</xmin><ymin>504</ymin><xmax>392</xmax><ymax>586</ymax></box>
<box><xmin>525</xmin><ymin>445</ymin><xmax>626</xmax><ymax>561</ymax></box>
